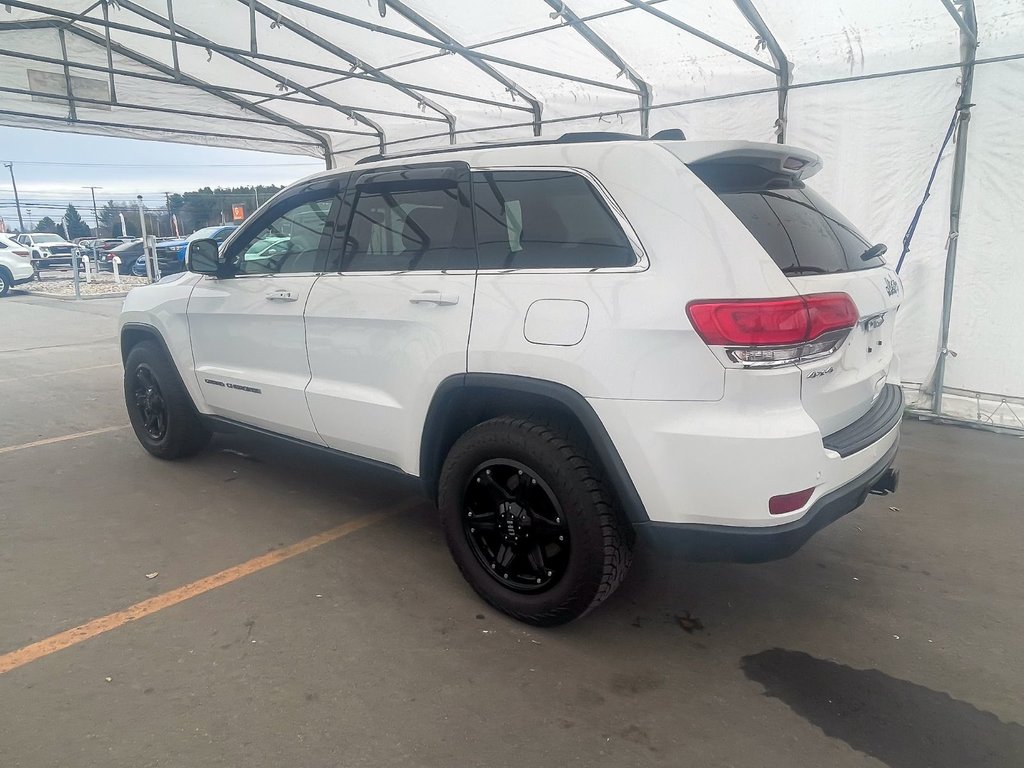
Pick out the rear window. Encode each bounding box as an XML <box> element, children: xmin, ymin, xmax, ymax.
<box><xmin>471</xmin><ymin>170</ymin><xmax>635</xmax><ymax>270</ymax></box>
<box><xmin>692</xmin><ymin>163</ymin><xmax>884</xmax><ymax>274</ymax></box>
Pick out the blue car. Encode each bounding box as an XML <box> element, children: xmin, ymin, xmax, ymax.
<box><xmin>132</xmin><ymin>225</ymin><xmax>238</xmax><ymax>277</ymax></box>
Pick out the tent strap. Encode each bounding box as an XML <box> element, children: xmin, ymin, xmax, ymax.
<box><xmin>895</xmin><ymin>107</ymin><xmax>959</xmax><ymax>274</ymax></box>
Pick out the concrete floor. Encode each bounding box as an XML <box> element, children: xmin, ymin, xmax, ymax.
<box><xmin>1</xmin><ymin>291</ymin><xmax>1022</xmax><ymax>768</ymax></box>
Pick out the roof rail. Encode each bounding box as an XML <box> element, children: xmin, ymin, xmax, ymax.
<box><xmin>354</xmin><ymin>128</ymin><xmax>686</xmax><ymax>165</ymax></box>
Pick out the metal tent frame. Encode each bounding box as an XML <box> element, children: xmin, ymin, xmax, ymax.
<box><xmin>0</xmin><ymin>0</ymin><xmax>797</xmax><ymax>154</ymax></box>
<box><xmin>0</xmin><ymin>0</ymin><xmax>1002</xmax><ymax>422</ymax></box>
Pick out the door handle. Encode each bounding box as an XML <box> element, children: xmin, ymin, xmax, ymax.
<box><xmin>265</xmin><ymin>289</ymin><xmax>298</xmax><ymax>302</ymax></box>
<box><xmin>409</xmin><ymin>290</ymin><xmax>459</xmax><ymax>306</ymax></box>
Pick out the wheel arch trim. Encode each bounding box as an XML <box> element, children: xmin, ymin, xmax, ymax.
<box><xmin>120</xmin><ymin>321</ymin><xmax>173</xmax><ymax>362</ymax></box>
<box><xmin>120</xmin><ymin>321</ymin><xmax>204</xmax><ymax>416</ymax></box>
<box><xmin>420</xmin><ymin>373</ymin><xmax>650</xmax><ymax>524</ymax></box>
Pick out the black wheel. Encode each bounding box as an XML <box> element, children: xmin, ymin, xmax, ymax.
<box><xmin>0</xmin><ymin>267</ymin><xmax>10</xmax><ymax>297</ymax></box>
<box><xmin>439</xmin><ymin>415</ymin><xmax>633</xmax><ymax>626</ymax></box>
<box><xmin>124</xmin><ymin>340</ymin><xmax>210</xmax><ymax>459</ymax></box>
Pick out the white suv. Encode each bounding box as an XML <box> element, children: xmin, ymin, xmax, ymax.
<box><xmin>16</xmin><ymin>232</ymin><xmax>81</xmax><ymax>270</ymax></box>
<box><xmin>120</xmin><ymin>134</ymin><xmax>902</xmax><ymax>625</ymax></box>
<box><xmin>0</xmin><ymin>233</ymin><xmax>35</xmax><ymax>296</ymax></box>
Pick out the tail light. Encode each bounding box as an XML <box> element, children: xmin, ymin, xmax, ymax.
<box><xmin>686</xmin><ymin>293</ymin><xmax>858</xmax><ymax>368</ymax></box>
<box><xmin>13</xmin><ymin>249</ymin><xmax>30</xmax><ymax>259</ymax></box>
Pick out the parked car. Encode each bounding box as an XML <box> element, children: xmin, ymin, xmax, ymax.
<box><xmin>16</xmin><ymin>232</ymin><xmax>82</xmax><ymax>270</ymax></box>
<box><xmin>130</xmin><ymin>225</ymin><xmax>239</xmax><ymax>278</ymax></box>
<box><xmin>0</xmin><ymin>233</ymin><xmax>35</xmax><ymax>295</ymax></box>
<box><xmin>120</xmin><ymin>133</ymin><xmax>903</xmax><ymax>625</ymax></box>
<box><xmin>85</xmin><ymin>237</ymin><xmax>133</xmax><ymax>255</ymax></box>
<box><xmin>129</xmin><ymin>244</ymin><xmax>180</xmax><ymax>278</ymax></box>
<box><xmin>99</xmin><ymin>239</ymin><xmax>145</xmax><ymax>274</ymax></box>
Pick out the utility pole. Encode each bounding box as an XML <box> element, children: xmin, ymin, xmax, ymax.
<box><xmin>4</xmin><ymin>162</ymin><xmax>25</xmax><ymax>232</ymax></box>
<box><xmin>83</xmin><ymin>185</ymin><xmax>102</xmax><ymax>236</ymax></box>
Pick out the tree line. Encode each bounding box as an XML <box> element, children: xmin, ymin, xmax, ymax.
<box><xmin>30</xmin><ymin>205</ymin><xmax>92</xmax><ymax>239</ymax></box>
<box><xmin>23</xmin><ymin>184</ymin><xmax>283</xmax><ymax>239</ymax></box>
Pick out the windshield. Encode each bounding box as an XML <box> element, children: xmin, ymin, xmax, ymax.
<box><xmin>32</xmin><ymin>234</ymin><xmax>64</xmax><ymax>243</ymax></box>
<box><xmin>188</xmin><ymin>227</ymin><xmax>223</xmax><ymax>241</ymax></box>
<box><xmin>692</xmin><ymin>163</ymin><xmax>885</xmax><ymax>274</ymax></box>
<box><xmin>188</xmin><ymin>226</ymin><xmax>234</xmax><ymax>242</ymax></box>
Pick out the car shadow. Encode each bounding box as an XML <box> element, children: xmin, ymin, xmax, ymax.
<box><xmin>742</xmin><ymin>648</ymin><xmax>1024</xmax><ymax>768</ymax></box>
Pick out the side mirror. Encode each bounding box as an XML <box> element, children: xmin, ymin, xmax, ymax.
<box><xmin>186</xmin><ymin>239</ymin><xmax>226</xmax><ymax>276</ymax></box>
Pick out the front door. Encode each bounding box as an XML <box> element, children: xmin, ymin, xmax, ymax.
<box><xmin>187</xmin><ymin>179</ymin><xmax>345</xmax><ymax>443</ymax></box>
<box><xmin>304</xmin><ymin>163</ymin><xmax>476</xmax><ymax>472</ymax></box>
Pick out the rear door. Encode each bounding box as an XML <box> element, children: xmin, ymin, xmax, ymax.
<box><xmin>303</xmin><ymin>163</ymin><xmax>477</xmax><ymax>471</ymax></box>
<box><xmin>187</xmin><ymin>178</ymin><xmax>346</xmax><ymax>443</ymax></box>
<box><xmin>696</xmin><ymin>163</ymin><xmax>902</xmax><ymax>436</ymax></box>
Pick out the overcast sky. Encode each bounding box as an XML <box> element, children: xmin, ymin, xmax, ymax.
<box><xmin>0</xmin><ymin>126</ymin><xmax>326</xmax><ymax>230</ymax></box>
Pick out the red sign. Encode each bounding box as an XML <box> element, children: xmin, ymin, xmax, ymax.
<box><xmin>231</xmin><ymin>204</ymin><xmax>245</xmax><ymax>221</ymax></box>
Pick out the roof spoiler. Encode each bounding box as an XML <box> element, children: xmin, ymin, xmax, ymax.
<box><xmin>686</xmin><ymin>143</ymin><xmax>823</xmax><ymax>180</ymax></box>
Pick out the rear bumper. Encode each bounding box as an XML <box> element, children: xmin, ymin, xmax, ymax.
<box><xmin>589</xmin><ymin>370</ymin><xmax>903</xmax><ymax>529</ymax></box>
<box><xmin>823</xmin><ymin>384</ymin><xmax>903</xmax><ymax>457</ymax></box>
<box><xmin>9</xmin><ymin>262</ymin><xmax>35</xmax><ymax>282</ymax></box>
<box><xmin>635</xmin><ymin>437</ymin><xmax>899</xmax><ymax>562</ymax></box>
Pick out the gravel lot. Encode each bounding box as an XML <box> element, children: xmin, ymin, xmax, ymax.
<box><xmin>24</xmin><ymin>273</ymin><xmax>150</xmax><ymax>297</ymax></box>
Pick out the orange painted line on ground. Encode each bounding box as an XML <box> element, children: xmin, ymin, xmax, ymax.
<box><xmin>0</xmin><ymin>425</ymin><xmax>129</xmax><ymax>455</ymax></box>
<box><xmin>0</xmin><ymin>507</ymin><xmax>403</xmax><ymax>675</ymax></box>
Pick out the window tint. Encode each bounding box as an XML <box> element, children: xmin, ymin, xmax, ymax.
<box><xmin>342</xmin><ymin>184</ymin><xmax>474</xmax><ymax>272</ymax></box>
<box><xmin>471</xmin><ymin>171</ymin><xmax>635</xmax><ymax>270</ymax></box>
<box><xmin>693</xmin><ymin>163</ymin><xmax>883</xmax><ymax>274</ymax></box>
<box><xmin>230</xmin><ymin>196</ymin><xmax>337</xmax><ymax>275</ymax></box>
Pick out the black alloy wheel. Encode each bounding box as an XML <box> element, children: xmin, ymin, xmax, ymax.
<box><xmin>463</xmin><ymin>460</ymin><xmax>571</xmax><ymax>592</ymax></box>
<box><xmin>123</xmin><ymin>340</ymin><xmax>210</xmax><ymax>459</ymax></box>
<box><xmin>438</xmin><ymin>415</ymin><xmax>633</xmax><ymax>625</ymax></box>
<box><xmin>133</xmin><ymin>364</ymin><xmax>168</xmax><ymax>440</ymax></box>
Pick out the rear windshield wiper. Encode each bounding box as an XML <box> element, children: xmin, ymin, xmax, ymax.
<box><xmin>860</xmin><ymin>243</ymin><xmax>887</xmax><ymax>262</ymax></box>
<box><xmin>782</xmin><ymin>265</ymin><xmax>828</xmax><ymax>275</ymax></box>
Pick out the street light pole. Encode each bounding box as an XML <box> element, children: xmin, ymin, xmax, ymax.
<box><xmin>4</xmin><ymin>162</ymin><xmax>25</xmax><ymax>232</ymax></box>
<box><xmin>83</xmin><ymin>185</ymin><xmax>102</xmax><ymax>236</ymax></box>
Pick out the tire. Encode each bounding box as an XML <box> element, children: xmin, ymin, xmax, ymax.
<box><xmin>124</xmin><ymin>340</ymin><xmax>210</xmax><ymax>459</ymax></box>
<box><xmin>0</xmin><ymin>267</ymin><xmax>10</xmax><ymax>297</ymax></box>
<box><xmin>438</xmin><ymin>415</ymin><xmax>633</xmax><ymax>626</ymax></box>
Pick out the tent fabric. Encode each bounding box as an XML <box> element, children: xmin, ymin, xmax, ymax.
<box><xmin>1</xmin><ymin>0</ymin><xmax>1023</xmax><ymax>428</ymax></box>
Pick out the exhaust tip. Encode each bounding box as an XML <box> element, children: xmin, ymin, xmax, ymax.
<box><xmin>870</xmin><ymin>467</ymin><xmax>899</xmax><ymax>496</ymax></box>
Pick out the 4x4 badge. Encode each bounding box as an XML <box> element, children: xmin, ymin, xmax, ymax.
<box><xmin>884</xmin><ymin>276</ymin><xmax>899</xmax><ymax>297</ymax></box>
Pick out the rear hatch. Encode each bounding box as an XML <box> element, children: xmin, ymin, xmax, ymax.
<box><xmin>691</xmin><ymin>160</ymin><xmax>902</xmax><ymax>437</ymax></box>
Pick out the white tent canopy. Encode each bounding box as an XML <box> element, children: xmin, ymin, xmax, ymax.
<box><xmin>2</xmin><ymin>1</ymin><xmax>1023</xmax><ymax>429</ymax></box>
